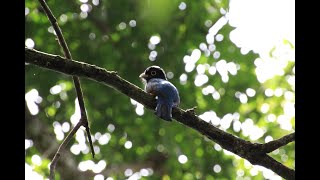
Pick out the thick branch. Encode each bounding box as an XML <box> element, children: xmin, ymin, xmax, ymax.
<box><xmin>25</xmin><ymin>48</ymin><xmax>295</xmax><ymax>180</ymax></box>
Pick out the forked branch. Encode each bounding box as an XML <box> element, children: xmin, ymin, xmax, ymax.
<box><xmin>37</xmin><ymin>0</ymin><xmax>95</xmax><ymax>179</ymax></box>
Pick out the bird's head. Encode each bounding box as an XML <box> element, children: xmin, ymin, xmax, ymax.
<box><xmin>139</xmin><ymin>66</ymin><xmax>167</xmax><ymax>82</ymax></box>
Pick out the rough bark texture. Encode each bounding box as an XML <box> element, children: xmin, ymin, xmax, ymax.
<box><xmin>25</xmin><ymin>48</ymin><xmax>295</xmax><ymax>179</ymax></box>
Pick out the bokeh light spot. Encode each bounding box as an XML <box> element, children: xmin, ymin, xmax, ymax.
<box><xmin>94</xmin><ymin>174</ymin><xmax>104</xmax><ymax>180</ymax></box>
<box><xmin>194</xmin><ymin>74</ymin><xmax>208</xmax><ymax>87</ymax></box>
<box><xmin>25</xmin><ymin>89</ymin><xmax>41</xmax><ymax>115</ymax></box>
<box><xmin>98</xmin><ymin>133</ymin><xmax>111</xmax><ymax>145</ymax></box>
<box><xmin>178</xmin><ymin>155</ymin><xmax>188</xmax><ymax>164</ymax></box>
<box><xmin>50</xmin><ymin>85</ymin><xmax>62</xmax><ymax>95</ymax></box>
<box><xmin>208</xmin><ymin>66</ymin><xmax>217</xmax><ymax>75</ymax></box>
<box><xmin>80</xmin><ymin>12</ymin><xmax>88</xmax><ymax>19</ymax></box>
<box><xmin>135</xmin><ymin>103</ymin><xmax>144</xmax><ymax>116</ymax></box>
<box><xmin>25</xmin><ymin>38</ymin><xmax>35</xmax><ymax>49</ymax></box>
<box><xmin>62</xmin><ymin>122</ymin><xmax>70</xmax><ymax>132</ymax></box>
<box><xmin>265</xmin><ymin>88</ymin><xmax>274</xmax><ymax>97</ymax></box>
<box><xmin>124</xmin><ymin>169</ymin><xmax>133</xmax><ymax>177</ymax></box>
<box><xmin>124</xmin><ymin>141</ymin><xmax>133</xmax><ymax>149</ymax></box>
<box><xmin>92</xmin><ymin>0</ymin><xmax>99</xmax><ymax>6</ymax></box>
<box><xmin>129</xmin><ymin>20</ymin><xmax>136</xmax><ymax>27</ymax></box>
<box><xmin>150</xmin><ymin>35</ymin><xmax>161</xmax><ymax>45</ymax></box>
<box><xmin>265</xmin><ymin>135</ymin><xmax>273</xmax><ymax>143</ymax></box>
<box><xmin>25</xmin><ymin>7</ymin><xmax>30</xmax><ymax>16</ymax></box>
<box><xmin>25</xmin><ymin>139</ymin><xmax>33</xmax><ymax>150</ymax></box>
<box><xmin>71</xmin><ymin>144</ymin><xmax>81</xmax><ymax>155</ymax></box>
<box><xmin>213</xmin><ymin>164</ymin><xmax>221</xmax><ymax>173</ymax></box>
<box><xmin>80</xmin><ymin>4</ymin><xmax>89</xmax><ymax>12</ymax></box>
<box><xmin>179</xmin><ymin>73</ymin><xmax>187</xmax><ymax>85</ymax></box>
<box><xmin>178</xmin><ymin>2</ymin><xmax>187</xmax><ymax>10</ymax></box>
<box><xmin>31</xmin><ymin>155</ymin><xmax>42</xmax><ymax>166</ymax></box>
<box><xmin>167</xmin><ymin>72</ymin><xmax>174</xmax><ymax>79</ymax></box>
<box><xmin>260</xmin><ymin>103</ymin><xmax>270</xmax><ymax>113</ymax></box>
<box><xmin>60</xmin><ymin>14</ymin><xmax>68</xmax><ymax>23</ymax></box>
<box><xmin>107</xmin><ymin>124</ymin><xmax>115</xmax><ymax>132</ymax></box>
<box><xmin>214</xmin><ymin>144</ymin><xmax>222</xmax><ymax>151</ymax></box>
<box><xmin>89</xmin><ymin>33</ymin><xmax>96</xmax><ymax>40</ymax></box>
<box><xmin>216</xmin><ymin>34</ymin><xmax>224</xmax><ymax>42</ymax></box>
<box><xmin>246</xmin><ymin>88</ymin><xmax>256</xmax><ymax>97</ymax></box>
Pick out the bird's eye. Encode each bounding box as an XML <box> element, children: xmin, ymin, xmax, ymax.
<box><xmin>151</xmin><ymin>71</ymin><xmax>157</xmax><ymax>75</ymax></box>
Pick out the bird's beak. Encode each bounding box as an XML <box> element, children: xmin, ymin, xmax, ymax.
<box><xmin>139</xmin><ymin>73</ymin><xmax>148</xmax><ymax>79</ymax></box>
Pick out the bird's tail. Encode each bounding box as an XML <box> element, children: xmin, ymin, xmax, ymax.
<box><xmin>155</xmin><ymin>98</ymin><xmax>172</xmax><ymax>121</ymax></box>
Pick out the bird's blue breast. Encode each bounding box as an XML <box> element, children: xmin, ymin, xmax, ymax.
<box><xmin>146</xmin><ymin>78</ymin><xmax>180</xmax><ymax>106</ymax></box>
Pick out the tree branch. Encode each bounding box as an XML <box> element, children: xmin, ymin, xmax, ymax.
<box><xmin>25</xmin><ymin>48</ymin><xmax>295</xmax><ymax>180</ymax></box>
<box><xmin>37</xmin><ymin>0</ymin><xmax>95</xmax><ymax>179</ymax></box>
<box><xmin>49</xmin><ymin>122</ymin><xmax>82</xmax><ymax>179</ymax></box>
<box><xmin>254</xmin><ymin>132</ymin><xmax>295</xmax><ymax>154</ymax></box>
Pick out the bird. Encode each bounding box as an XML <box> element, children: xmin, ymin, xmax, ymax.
<box><xmin>139</xmin><ymin>66</ymin><xmax>180</xmax><ymax>121</ymax></box>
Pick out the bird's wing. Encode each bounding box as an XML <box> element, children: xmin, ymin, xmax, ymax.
<box><xmin>146</xmin><ymin>79</ymin><xmax>180</xmax><ymax>106</ymax></box>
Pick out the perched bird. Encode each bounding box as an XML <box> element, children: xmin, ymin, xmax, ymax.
<box><xmin>139</xmin><ymin>66</ymin><xmax>180</xmax><ymax>121</ymax></box>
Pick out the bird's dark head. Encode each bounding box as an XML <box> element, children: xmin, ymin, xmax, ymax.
<box><xmin>139</xmin><ymin>66</ymin><xmax>167</xmax><ymax>82</ymax></box>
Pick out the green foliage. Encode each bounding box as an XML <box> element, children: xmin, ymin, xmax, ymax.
<box><xmin>25</xmin><ymin>0</ymin><xmax>294</xmax><ymax>179</ymax></box>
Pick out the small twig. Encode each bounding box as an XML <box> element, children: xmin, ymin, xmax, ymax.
<box><xmin>49</xmin><ymin>121</ymin><xmax>82</xmax><ymax>180</ymax></box>
<box><xmin>185</xmin><ymin>106</ymin><xmax>197</xmax><ymax>115</ymax></box>
<box><xmin>37</xmin><ymin>0</ymin><xmax>95</xmax><ymax>179</ymax></box>
<box><xmin>254</xmin><ymin>132</ymin><xmax>295</xmax><ymax>154</ymax></box>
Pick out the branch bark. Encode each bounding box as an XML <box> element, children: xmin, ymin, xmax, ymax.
<box><xmin>253</xmin><ymin>132</ymin><xmax>295</xmax><ymax>154</ymax></box>
<box><xmin>25</xmin><ymin>48</ymin><xmax>295</xmax><ymax>180</ymax></box>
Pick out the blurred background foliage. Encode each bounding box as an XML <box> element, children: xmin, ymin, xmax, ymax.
<box><xmin>25</xmin><ymin>0</ymin><xmax>295</xmax><ymax>179</ymax></box>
